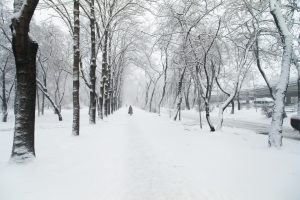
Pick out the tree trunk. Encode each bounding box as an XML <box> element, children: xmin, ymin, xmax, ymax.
<box><xmin>11</xmin><ymin>0</ymin><xmax>39</xmax><ymax>161</ymax></box>
<box><xmin>174</xmin><ymin>67</ymin><xmax>186</xmax><ymax>121</ymax></box>
<box><xmin>158</xmin><ymin>48</ymin><xmax>169</xmax><ymax>115</ymax></box>
<box><xmin>110</xmin><ymin>74</ymin><xmax>114</xmax><ymax>114</ymax></box>
<box><xmin>237</xmin><ymin>92</ymin><xmax>241</xmax><ymax>110</ymax></box>
<box><xmin>184</xmin><ymin>80</ymin><xmax>191</xmax><ymax>110</ymax></box>
<box><xmin>217</xmin><ymin>92</ymin><xmax>236</xmax><ymax>130</ymax></box>
<box><xmin>100</xmin><ymin>29</ymin><xmax>108</xmax><ymax>118</ymax></box>
<box><xmin>192</xmin><ymin>85</ymin><xmax>197</xmax><ymax>108</ymax></box>
<box><xmin>89</xmin><ymin>0</ymin><xmax>96</xmax><ymax>124</ymax></box>
<box><xmin>107</xmin><ymin>32</ymin><xmax>112</xmax><ymax>116</ymax></box>
<box><xmin>205</xmin><ymin>100</ymin><xmax>215</xmax><ymax>132</ymax></box>
<box><xmin>268</xmin><ymin>0</ymin><xmax>293</xmax><ymax>147</ymax></box>
<box><xmin>2</xmin><ymin>70</ymin><xmax>8</xmax><ymax>122</ymax></box>
<box><xmin>149</xmin><ymin>76</ymin><xmax>161</xmax><ymax>113</ymax></box>
<box><xmin>72</xmin><ymin>0</ymin><xmax>80</xmax><ymax>136</ymax></box>
<box><xmin>230</xmin><ymin>100</ymin><xmax>234</xmax><ymax>114</ymax></box>
<box><xmin>184</xmin><ymin>91</ymin><xmax>190</xmax><ymax>110</ymax></box>
<box><xmin>158</xmin><ymin>79</ymin><xmax>167</xmax><ymax>115</ymax></box>
<box><xmin>41</xmin><ymin>76</ymin><xmax>46</xmax><ymax>115</ymax></box>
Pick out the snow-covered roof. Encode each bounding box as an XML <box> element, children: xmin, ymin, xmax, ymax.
<box><xmin>254</xmin><ymin>97</ymin><xmax>274</xmax><ymax>102</ymax></box>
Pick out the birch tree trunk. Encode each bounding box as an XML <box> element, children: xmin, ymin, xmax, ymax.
<box><xmin>10</xmin><ymin>0</ymin><xmax>39</xmax><ymax>161</ymax></box>
<box><xmin>72</xmin><ymin>0</ymin><xmax>80</xmax><ymax>136</ymax></box>
<box><xmin>268</xmin><ymin>0</ymin><xmax>293</xmax><ymax>147</ymax></box>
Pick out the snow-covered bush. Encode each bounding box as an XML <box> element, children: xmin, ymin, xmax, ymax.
<box><xmin>261</xmin><ymin>104</ymin><xmax>273</xmax><ymax>118</ymax></box>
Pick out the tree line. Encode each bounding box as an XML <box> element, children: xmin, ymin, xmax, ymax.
<box><xmin>0</xmin><ymin>0</ymin><xmax>146</xmax><ymax>162</ymax></box>
<box><xmin>0</xmin><ymin>0</ymin><xmax>299</xmax><ymax>162</ymax></box>
<box><xmin>132</xmin><ymin>0</ymin><xmax>299</xmax><ymax>148</ymax></box>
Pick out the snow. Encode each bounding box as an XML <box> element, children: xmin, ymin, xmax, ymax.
<box><xmin>1</xmin><ymin>107</ymin><xmax>300</xmax><ymax>200</ymax></box>
<box><xmin>254</xmin><ymin>97</ymin><xmax>274</xmax><ymax>102</ymax></box>
<box><xmin>179</xmin><ymin>106</ymin><xmax>297</xmax><ymax>129</ymax></box>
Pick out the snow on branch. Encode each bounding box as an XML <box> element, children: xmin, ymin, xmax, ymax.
<box><xmin>36</xmin><ymin>78</ymin><xmax>63</xmax><ymax>121</ymax></box>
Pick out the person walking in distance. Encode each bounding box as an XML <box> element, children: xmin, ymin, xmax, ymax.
<box><xmin>128</xmin><ymin>105</ymin><xmax>133</xmax><ymax>116</ymax></box>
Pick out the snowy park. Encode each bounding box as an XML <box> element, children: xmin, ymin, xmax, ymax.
<box><xmin>1</xmin><ymin>108</ymin><xmax>300</xmax><ymax>200</ymax></box>
<box><xmin>2</xmin><ymin>0</ymin><xmax>300</xmax><ymax>199</ymax></box>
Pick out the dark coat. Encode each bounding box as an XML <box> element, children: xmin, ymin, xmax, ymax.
<box><xmin>128</xmin><ymin>106</ymin><xmax>133</xmax><ymax>115</ymax></box>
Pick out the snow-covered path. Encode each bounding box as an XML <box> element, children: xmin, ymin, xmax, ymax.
<box><xmin>1</xmin><ymin>107</ymin><xmax>300</xmax><ymax>200</ymax></box>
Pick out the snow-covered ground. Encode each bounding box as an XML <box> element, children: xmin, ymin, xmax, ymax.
<box><xmin>179</xmin><ymin>106</ymin><xmax>295</xmax><ymax>127</ymax></box>
<box><xmin>210</xmin><ymin>106</ymin><xmax>296</xmax><ymax>127</ymax></box>
<box><xmin>165</xmin><ymin>106</ymin><xmax>300</xmax><ymax>140</ymax></box>
<box><xmin>1</xmin><ymin>107</ymin><xmax>300</xmax><ymax>200</ymax></box>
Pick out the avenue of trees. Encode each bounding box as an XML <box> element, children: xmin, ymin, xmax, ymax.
<box><xmin>0</xmin><ymin>0</ymin><xmax>299</xmax><ymax>162</ymax></box>
<box><xmin>134</xmin><ymin>0</ymin><xmax>299</xmax><ymax>147</ymax></box>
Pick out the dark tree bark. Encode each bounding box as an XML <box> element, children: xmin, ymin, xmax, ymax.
<box><xmin>1</xmin><ymin>56</ymin><xmax>9</xmax><ymax>122</ymax></box>
<box><xmin>10</xmin><ymin>0</ymin><xmax>39</xmax><ymax>161</ymax></box>
<box><xmin>110</xmin><ymin>72</ymin><xmax>114</xmax><ymax>114</ymax></box>
<box><xmin>100</xmin><ymin>29</ymin><xmax>108</xmax><ymax>119</ymax></box>
<box><xmin>158</xmin><ymin>44</ymin><xmax>170</xmax><ymax>115</ymax></box>
<box><xmin>237</xmin><ymin>92</ymin><xmax>241</xmax><ymax>110</ymax></box>
<box><xmin>197</xmin><ymin>86</ymin><xmax>203</xmax><ymax>129</ymax></box>
<box><xmin>174</xmin><ymin>67</ymin><xmax>187</xmax><ymax>121</ymax></box>
<box><xmin>2</xmin><ymin>72</ymin><xmax>8</xmax><ymax>122</ymax></box>
<box><xmin>89</xmin><ymin>0</ymin><xmax>96</xmax><ymax>124</ymax></box>
<box><xmin>231</xmin><ymin>100</ymin><xmax>235</xmax><ymax>114</ymax></box>
<box><xmin>72</xmin><ymin>0</ymin><xmax>80</xmax><ymax>136</ymax></box>
<box><xmin>41</xmin><ymin>76</ymin><xmax>46</xmax><ymax>115</ymax></box>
